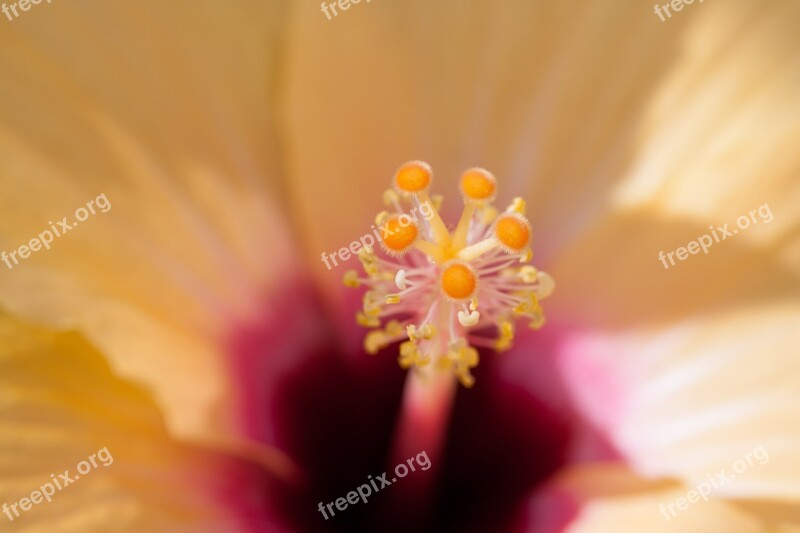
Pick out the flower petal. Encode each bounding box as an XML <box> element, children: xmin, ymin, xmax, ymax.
<box><xmin>0</xmin><ymin>313</ymin><xmax>288</xmax><ymax>531</ymax></box>
<box><xmin>0</xmin><ymin>1</ymin><xmax>297</xmax><ymax>442</ymax></box>
<box><xmin>564</xmin><ymin>304</ymin><xmax>800</xmax><ymax>501</ymax></box>
<box><xmin>614</xmin><ymin>1</ymin><xmax>800</xmax><ymax>226</ymax></box>
<box><xmin>282</xmin><ymin>0</ymin><xmax>703</xmax><ymax>264</ymax></box>
<box><xmin>525</xmin><ymin>464</ymin><xmax>766</xmax><ymax>533</ymax></box>
<box><xmin>548</xmin><ymin>211</ymin><xmax>800</xmax><ymax>328</ymax></box>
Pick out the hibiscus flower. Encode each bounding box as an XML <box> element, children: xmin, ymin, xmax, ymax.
<box><xmin>0</xmin><ymin>1</ymin><xmax>798</xmax><ymax>532</ymax></box>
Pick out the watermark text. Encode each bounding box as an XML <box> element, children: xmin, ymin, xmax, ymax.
<box><xmin>658</xmin><ymin>203</ymin><xmax>772</xmax><ymax>269</ymax></box>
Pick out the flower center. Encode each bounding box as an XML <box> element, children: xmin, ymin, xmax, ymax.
<box><xmin>345</xmin><ymin>161</ymin><xmax>554</xmax><ymax>387</ymax></box>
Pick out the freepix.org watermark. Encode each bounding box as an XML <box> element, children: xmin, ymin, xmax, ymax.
<box><xmin>2</xmin><ymin>0</ymin><xmax>53</xmax><ymax>22</ymax></box>
<box><xmin>320</xmin><ymin>200</ymin><xmax>435</xmax><ymax>271</ymax></box>
<box><xmin>1</xmin><ymin>193</ymin><xmax>111</xmax><ymax>270</ymax></box>
<box><xmin>658</xmin><ymin>203</ymin><xmax>772</xmax><ymax>270</ymax></box>
<box><xmin>320</xmin><ymin>0</ymin><xmax>374</xmax><ymax>21</ymax></box>
<box><xmin>2</xmin><ymin>446</ymin><xmax>113</xmax><ymax>522</ymax></box>
<box><xmin>659</xmin><ymin>445</ymin><xmax>769</xmax><ymax>520</ymax></box>
<box><xmin>317</xmin><ymin>450</ymin><xmax>431</xmax><ymax>520</ymax></box>
<box><xmin>653</xmin><ymin>0</ymin><xmax>705</xmax><ymax>22</ymax></box>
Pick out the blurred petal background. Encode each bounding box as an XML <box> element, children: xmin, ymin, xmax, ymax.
<box><xmin>0</xmin><ymin>0</ymin><xmax>798</xmax><ymax>531</ymax></box>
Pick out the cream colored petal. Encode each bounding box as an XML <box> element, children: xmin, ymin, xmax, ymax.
<box><xmin>526</xmin><ymin>464</ymin><xmax>768</xmax><ymax>532</ymax></box>
<box><xmin>548</xmin><ymin>212</ymin><xmax>800</xmax><ymax>328</ymax></box>
<box><xmin>614</xmin><ymin>1</ymin><xmax>800</xmax><ymax>234</ymax></box>
<box><xmin>596</xmin><ymin>0</ymin><xmax>800</xmax><ymax>300</ymax></box>
<box><xmin>283</xmin><ymin>0</ymin><xmax>713</xmax><ymax>269</ymax></box>
<box><xmin>733</xmin><ymin>501</ymin><xmax>800</xmax><ymax>532</ymax></box>
<box><xmin>565</xmin><ymin>482</ymin><xmax>762</xmax><ymax>533</ymax></box>
<box><xmin>559</xmin><ymin>303</ymin><xmax>800</xmax><ymax>501</ymax></box>
<box><xmin>0</xmin><ymin>313</ymin><xmax>291</xmax><ymax>531</ymax></box>
<box><xmin>285</xmin><ymin>0</ymin><xmax>799</xmax><ymax>295</ymax></box>
<box><xmin>0</xmin><ymin>2</ymin><xmax>296</xmax><ymax>441</ymax></box>
<box><xmin>550</xmin><ymin>0</ymin><xmax>800</xmax><ymax>324</ymax></box>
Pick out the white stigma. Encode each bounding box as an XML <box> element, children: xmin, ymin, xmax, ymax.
<box><xmin>457</xmin><ymin>310</ymin><xmax>480</xmax><ymax>327</ymax></box>
<box><xmin>395</xmin><ymin>269</ymin><xmax>407</xmax><ymax>290</ymax></box>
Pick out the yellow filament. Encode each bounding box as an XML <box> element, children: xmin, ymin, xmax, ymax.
<box><xmin>451</xmin><ymin>204</ymin><xmax>475</xmax><ymax>251</ymax></box>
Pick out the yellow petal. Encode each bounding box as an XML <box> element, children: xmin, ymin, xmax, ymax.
<box><xmin>0</xmin><ymin>1</ymin><xmax>296</xmax><ymax>441</ymax></box>
<box><xmin>0</xmin><ymin>312</ymin><xmax>294</xmax><ymax>530</ymax></box>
